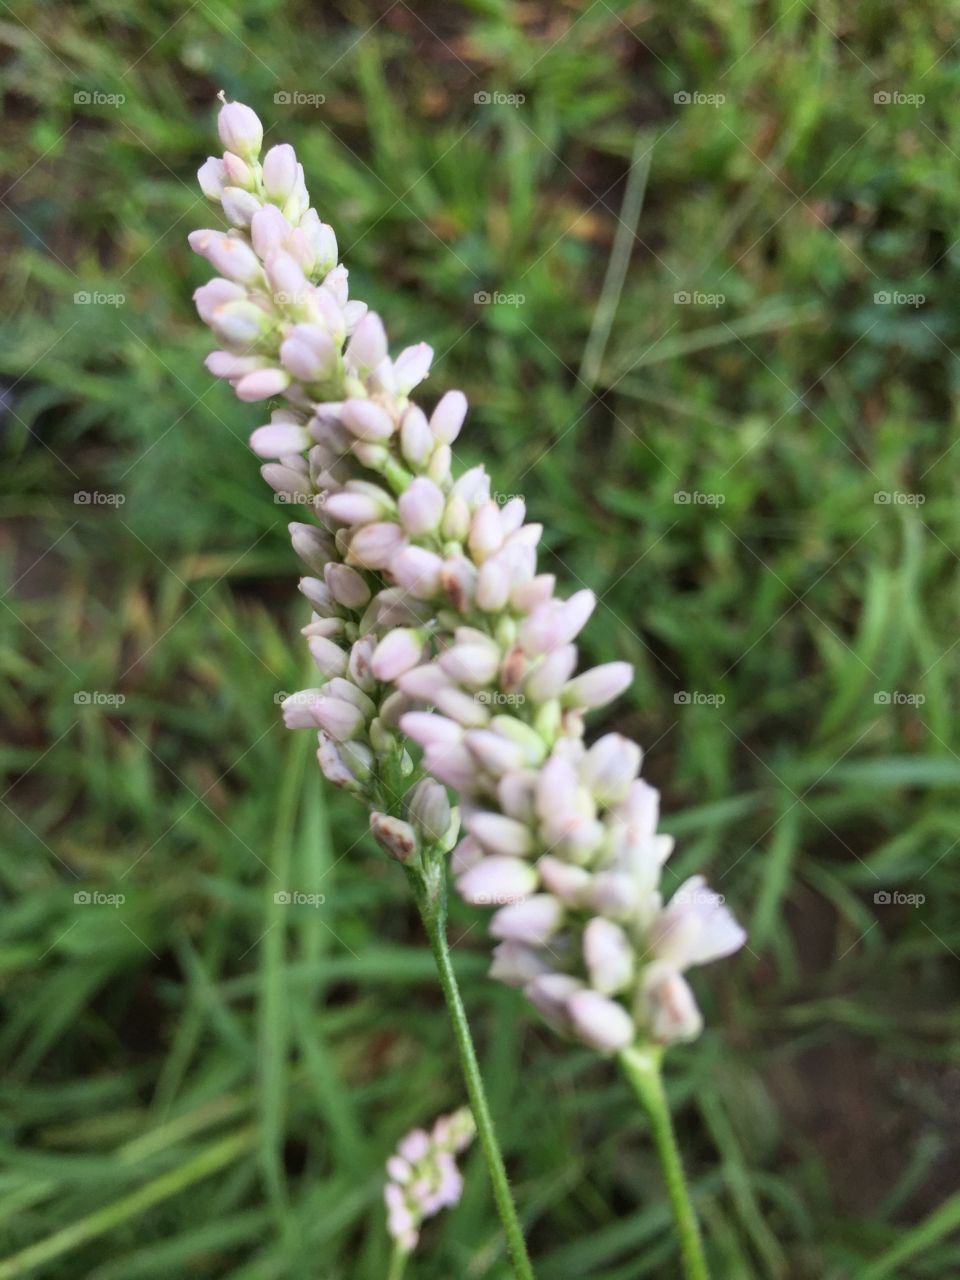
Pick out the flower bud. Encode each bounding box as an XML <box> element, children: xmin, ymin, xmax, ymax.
<box><xmin>261</xmin><ymin>462</ymin><xmax>312</xmax><ymax>498</ymax></box>
<box><xmin>249</xmin><ymin>421</ymin><xmax>310</xmax><ymax>458</ymax></box>
<box><xmin>467</xmin><ymin>502</ymin><xmax>503</xmax><ymax>563</ymax></box>
<box><xmin>580</xmin><ymin>734</ymin><xmax>642</xmax><ymax>805</ymax></box>
<box><xmin>194</xmin><ymin>278</ymin><xmax>246</xmax><ymax>324</ymax></box>
<box><xmin>289</xmin><ymin>522</ymin><xmax>335</xmax><ymax>572</ymax></box>
<box><xmin>324</xmin><ymin>562</ymin><xmax>371</xmax><ymax>609</ymax></box>
<box><xmin>430</xmin><ymin>390</ymin><xmax>467</xmax><ymax>444</ymax></box>
<box><xmin>222</xmin><ymin>151</ymin><xmax>254</xmax><ymax>186</ymax></box>
<box><xmin>398</xmin><ymin>477</ymin><xmax>445</xmax><ymax>536</ymax></box>
<box><xmin>217</xmin><ymin>101</ymin><xmax>263</xmax><ymax>158</ymax></box>
<box><xmin>390</xmin><ymin>546</ymin><xmax>444</xmax><ymax>599</ymax></box>
<box><xmin>280</xmin><ymin>326</ymin><xmax>337</xmax><ymax>382</ymax></box>
<box><xmin>434</xmin><ymin>686</ymin><xmax>489</xmax><ymax>728</ymax></box>
<box><xmin>441</xmin><ymin>493</ymin><xmax>470</xmax><ymax>542</ymax></box>
<box><xmin>649</xmin><ymin>876</ymin><xmax>747</xmax><ymax>970</ymax></box>
<box><xmin>346</xmin><ymin>522</ymin><xmax>406</xmax><ymax>570</ymax></box>
<box><xmin>308</xmin><ymin>634</ymin><xmax>348</xmax><ymax>677</ymax></box>
<box><xmin>583</xmin><ymin>918</ymin><xmax>634</xmax><ymax>995</ymax></box>
<box><xmin>399</xmin><ymin>711</ymin><xmax>463</xmax><ymax>750</ymax></box>
<box><xmin>394</xmin><ymin>342</ymin><xmax>433</xmax><ymax>394</ymax></box>
<box><xmin>221</xmin><ymin>186</ymin><xmax>262</xmax><ymax>227</ymax></box>
<box><xmin>210</xmin><ymin>300</ymin><xmax>271</xmax><ymax>348</ymax></box>
<box><xmin>424</xmin><ymin>743</ymin><xmax>476</xmax><ymax>790</ymax></box>
<box><xmin>512</xmin><ymin>574</ymin><xmax>555</xmax><ymax>612</ymax></box>
<box><xmin>205</xmin><ymin>351</ymin><xmax>265</xmax><ymax>379</ymax></box>
<box><xmin>264</xmin><ymin>250</ymin><xmax>309</xmax><ymax>304</ymax></box>
<box><xmin>467</xmin><ymin>812</ymin><xmax>534</xmax><ymax>857</ymax></box>
<box><xmin>262</xmin><ymin>143</ymin><xmax>298</xmax><ymax>201</ymax></box>
<box><xmin>251</xmin><ymin>204</ymin><xmax>293</xmax><ymax>257</ymax></box>
<box><xmin>312</xmin><ymin>696</ymin><xmax>366</xmax><ymax>741</ymax></box>
<box><xmin>519</xmin><ymin>590</ymin><xmax>596</xmax><ymax>656</ymax></box>
<box><xmin>475</xmin><ymin>560</ymin><xmax>510</xmax><ymax>612</ymax></box>
<box><xmin>280</xmin><ymin>688</ymin><xmax>324</xmax><ymax>729</ymax></box>
<box><xmin>440</xmin><ymin>556</ymin><xmax>477</xmax><ymax>613</ymax></box>
<box><xmin>458</xmin><ymin>856</ymin><xmax>537</xmax><ymax>906</ymax></box>
<box><xmin>315</xmin><ymin>736</ymin><xmax>356</xmax><ymax>788</ymax></box>
<box><xmin>188</xmin><ymin>230</ymin><xmax>261</xmax><ymax>284</ymax></box>
<box><xmin>538</xmin><ymin>855</ymin><xmax>592</xmax><ymax>906</ymax></box>
<box><xmin>490</xmin><ymin>894</ymin><xmax>563</xmax><ymax>944</ymax></box>
<box><xmin>525</xmin><ymin>973</ymin><xmax>582</xmax><ymax>1034</ymax></box>
<box><xmin>566</xmin><ymin>990</ymin><xmax>635</xmax><ymax>1053</ymax></box>
<box><xmin>345</xmin><ymin>313</ymin><xmax>388</xmax><ymax>375</ymax></box>
<box><xmin>371</xmin><ymin>628</ymin><xmax>424</xmax><ymax>681</ymax></box>
<box><xmin>324</xmin><ymin>485</ymin><xmax>393</xmax><ymax>525</ymax></box>
<box><xmin>524</xmin><ymin>645</ymin><xmax>577</xmax><ymax>701</ymax></box>
<box><xmin>299</xmin><ymin>576</ymin><xmax>337</xmax><ymax>614</ymax></box>
<box><xmin>406</xmin><ymin>778</ymin><xmax>452</xmax><ymax>844</ymax></box>
<box><xmin>236</xmin><ymin>368</ymin><xmax>291</xmax><ymax>401</ymax></box>
<box><xmin>400</xmin><ymin>406</ymin><xmax>433</xmax><ymax>468</ymax></box>
<box><xmin>641</xmin><ymin>962</ymin><xmax>703</xmax><ymax>1044</ymax></box>
<box><xmin>197</xmin><ymin>157</ymin><xmax>227</xmax><ymax>199</ymax></box>
<box><xmin>439</xmin><ymin>641</ymin><xmax>500</xmax><ymax>688</ymax></box>
<box><xmin>489</xmin><ymin>941</ymin><xmax>553</xmax><ymax>987</ymax></box>
<box><xmin>370</xmin><ymin>812</ymin><xmax>418</xmax><ymax>863</ymax></box>
<box><xmin>341</xmin><ymin>399</ymin><xmax>395</xmax><ymax>441</ymax></box>
<box><xmin>563</xmin><ymin>662</ymin><xmax>633</xmax><ymax>709</ymax></box>
<box><xmin>463</xmin><ymin>730</ymin><xmax>526</xmax><ymax>776</ymax></box>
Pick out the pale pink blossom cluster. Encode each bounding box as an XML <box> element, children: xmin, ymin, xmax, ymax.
<box><xmin>189</xmin><ymin>99</ymin><xmax>746</xmax><ymax>1055</ymax></box>
<box><xmin>384</xmin><ymin>1107</ymin><xmax>475</xmax><ymax>1252</ymax></box>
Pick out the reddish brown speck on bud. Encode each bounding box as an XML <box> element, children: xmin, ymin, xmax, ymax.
<box><xmin>499</xmin><ymin>645</ymin><xmax>527</xmax><ymax>693</ymax></box>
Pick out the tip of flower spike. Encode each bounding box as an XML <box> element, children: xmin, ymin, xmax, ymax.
<box><xmin>216</xmin><ymin>95</ymin><xmax>263</xmax><ymax>160</ymax></box>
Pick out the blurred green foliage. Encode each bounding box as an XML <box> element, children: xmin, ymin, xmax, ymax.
<box><xmin>2</xmin><ymin>1</ymin><xmax>960</xmax><ymax>1276</ymax></box>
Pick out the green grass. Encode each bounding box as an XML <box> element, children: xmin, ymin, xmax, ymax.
<box><xmin>2</xmin><ymin>1</ymin><xmax>960</xmax><ymax>1276</ymax></box>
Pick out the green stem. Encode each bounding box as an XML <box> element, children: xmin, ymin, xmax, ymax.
<box><xmin>619</xmin><ymin>1045</ymin><xmax>710</xmax><ymax>1280</ymax></box>
<box><xmin>412</xmin><ymin>856</ymin><xmax>535</xmax><ymax>1280</ymax></box>
<box><xmin>386</xmin><ymin>1241</ymin><xmax>409</xmax><ymax>1280</ymax></box>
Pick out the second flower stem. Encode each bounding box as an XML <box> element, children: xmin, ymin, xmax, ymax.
<box><xmin>412</xmin><ymin>855</ymin><xmax>535</xmax><ymax>1280</ymax></box>
<box><xmin>620</xmin><ymin>1044</ymin><xmax>709</xmax><ymax>1280</ymax></box>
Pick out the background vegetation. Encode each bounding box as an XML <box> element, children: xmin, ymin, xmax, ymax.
<box><xmin>2</xmin><ymin>1</ymin><xmax>959</xmax><ymax>1275</ymax></box>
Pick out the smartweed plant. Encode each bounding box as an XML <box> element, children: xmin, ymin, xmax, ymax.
<box><xmin>187</xmin><ymin>97</ymin><xmax>746</xmax><ymax>1279</ymax></box>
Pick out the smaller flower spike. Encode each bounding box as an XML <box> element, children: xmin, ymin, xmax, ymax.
<box><xmin>384</xmin><ymin>1107</ymin><xmax>475</xmax><ymax>1253</ymax></box>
